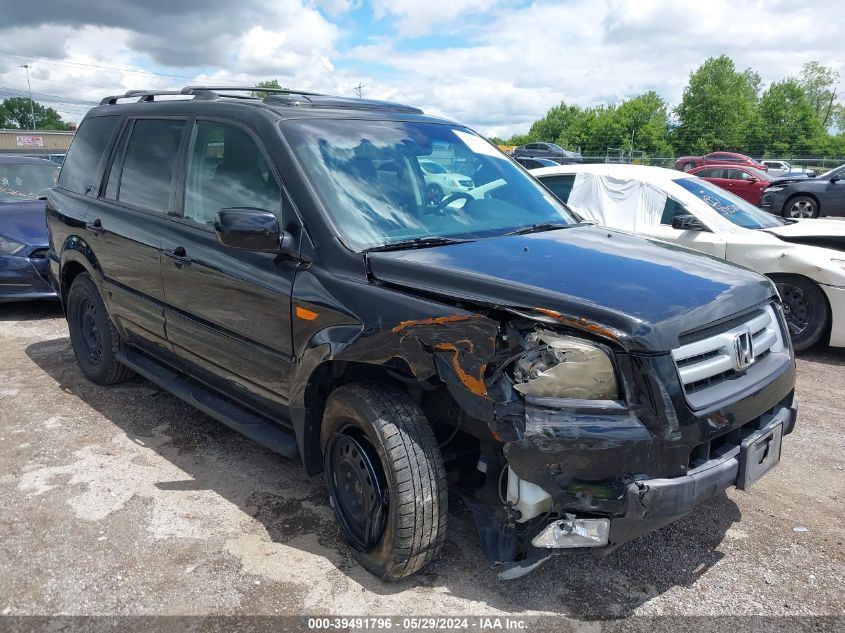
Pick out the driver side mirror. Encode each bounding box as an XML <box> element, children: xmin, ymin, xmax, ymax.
<box><xmin>672</xmin><ymin>214</ymin><xmax>707</xmax><ymax>232</ymax></box>
<box><xmin>831</xmin><ymin>174</ymin><xmax>841</xmax><ymax>183</ymax></box>
<box><xmin>214</xmin><ymin>207</ymin><xmax>297</xmax><ymax>256</ymax></box>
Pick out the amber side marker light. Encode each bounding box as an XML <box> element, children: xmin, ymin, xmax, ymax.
<box><xmin>295</xmin><ymin>306</ymin><xmax>319</xmax><ymax>321</ymax></box>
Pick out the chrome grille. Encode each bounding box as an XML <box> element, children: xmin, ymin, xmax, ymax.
<box><xmin>672</xmin><ymin>305</ymin><xmax>785</xmax><ymax>398</ymax></box>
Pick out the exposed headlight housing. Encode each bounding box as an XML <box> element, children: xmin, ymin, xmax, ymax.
<box><xmin>0</xmin><ymin>234</ymin><xmax>25</xmax><ymax>255</ymax></box>
<box><xmin>512</xmin><ymin>330</ymin><xmax>619</xmax><ymax>399</ymax></box>
<box><xmin>765</xmin><ymin>186</ymin><xmax>785</xmax><ymax>193</ymax></box>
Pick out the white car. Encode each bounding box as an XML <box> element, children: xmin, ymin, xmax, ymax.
<box><xmin>529</xmin><ymin>163</ymin><xmax>845</xmax><ymax>351</ymax></box>
<box><xmin>760</xmin><ymin>160</ymin><xmax>816</xmax><ymax>179</ymax></box>
<box><xmin>418</xmin><ymin>159</ymin><xmax>474</xmax><ymax>203</ymax></box>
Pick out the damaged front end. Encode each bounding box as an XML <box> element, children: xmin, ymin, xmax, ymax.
<box><xmin>424</xmin><ymin>307</ymin><xmax>796</xmax><ymax>579</ymax></box>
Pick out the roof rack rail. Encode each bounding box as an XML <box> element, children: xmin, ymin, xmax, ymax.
<box><xmin>180</xmin><ymin>85</ymin><xmax>325</xmax><ymax>97</ymax></box>
<box><xmin>100</xmin><ymin>85</ymin><xmax>324</xmax><ymax>106</ymax></box>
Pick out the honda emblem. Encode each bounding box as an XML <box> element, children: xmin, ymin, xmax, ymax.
<box><xmin>733</xmin><ymin>331</ymin><xmax>755</xmax><ymax>370</ymax></box>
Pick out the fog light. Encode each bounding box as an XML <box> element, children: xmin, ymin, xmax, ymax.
<box><xmin>531</xmin><ymin>518</ymin><xmax>610</xmax><ymax>548</ymax></box>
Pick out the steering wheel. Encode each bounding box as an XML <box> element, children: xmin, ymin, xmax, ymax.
<box><xmin>430</xmin><ymin>191</ymin><xmax>475</xmax><ymax>214</ymax></box>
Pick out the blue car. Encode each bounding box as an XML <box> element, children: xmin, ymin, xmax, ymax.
<box><xmin>0</xmin><ymin>155</ymin><xmax>60</xmax><ymax>303</ymax></box>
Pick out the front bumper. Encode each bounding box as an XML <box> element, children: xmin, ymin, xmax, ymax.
<box><xmin>0</xmin><ymin>251</ymin><xmax>58</xmax><ymax>303</ymax></box>
<box><xmin>821</xmin><ymin>284</ymin><xmax>845</xmax><ymax>347</ymax></box>
<box><xmin>760</xmin><ymin>190</ymin><xmax>787</xmax><ymax>214</ymax></box>
<box><xmin>606</xmin><ymin>398</ymin><xmax>796</xmax><ymax>548</ymax></box>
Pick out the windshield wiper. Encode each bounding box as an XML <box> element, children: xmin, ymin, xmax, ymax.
<box><xmin>365</xmin><ymin>236</ymin><xmax>474</xmax><ymax>252</ymax></box>
<box><xmin>504</xmin><ymin>222</ymin><xmax>577</xmax><ymax>236</ymax></box>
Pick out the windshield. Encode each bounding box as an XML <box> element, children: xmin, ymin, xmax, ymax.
<box><xmin>283</xmin><ymin>120</ymin><xmax>577</xmax><ymax>251</ymax></box>
<box><xmin>745</xmin><ymin>167</ymin><xmax>773</xmax><ymax>181</ymax></box>
<box><xmin>0</xmin><ymin>162</ymin><xmax>59</xmax><ymax>201</ymax></box>
<box><xmin>420</xmin><ymin>160</ymin><xmax>446</xmax><ymax>174</ymax></box>
<box><xmin>674</xmin><ymin>177</ymin><xmax>786</xmax><ymax>229</ymax></box>
<box><xmin>817</xmin><ymin>164</ymin><xmax>844</xmax><ymax>180</ymax></box>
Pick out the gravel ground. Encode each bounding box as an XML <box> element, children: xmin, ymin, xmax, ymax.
<box><xmin>0</xmin><ymin>302</ymin><xmax>843</xmax><ymax>629</ymax></box>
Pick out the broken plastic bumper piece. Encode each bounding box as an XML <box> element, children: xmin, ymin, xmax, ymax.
<box><xmin>531</xmin><ymin>517</ymin><xmax>610</xmax><ymax>548</ymax></box>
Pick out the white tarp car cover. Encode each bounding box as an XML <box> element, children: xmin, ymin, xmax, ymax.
<box><xmin>566</xmin><ymin>172</ymin><xmax>668</xmax><ymax>232</ymax></box>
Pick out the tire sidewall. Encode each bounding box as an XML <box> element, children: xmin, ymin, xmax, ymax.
<box><xmin>321</xmin><ymin>390</ymin><xmax>400</xmax><ymax>577</ymax></box>
<box><xmin>67</xmin><ymin>274</ymin><xmax>115</xmax><ymax>383</ymax></box>
<box><xmin>773</xmin><ymin>275</ymin><xmax>829</xmax><ymax>351</ymax></box>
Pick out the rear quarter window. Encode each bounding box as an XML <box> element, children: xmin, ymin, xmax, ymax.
<box><xmin>57</xmin><ymin>116</ymin><xmax>120</xmax><ymax>195</ymax></box>
<box><xmin>540</xmin><ymin>174</ymin><xmax>576</xmax><ymax>203</ymax></box>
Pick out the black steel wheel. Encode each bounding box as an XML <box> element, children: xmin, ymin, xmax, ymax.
<box><xmin>67</xmin><ymin>273</ymin><xmax>134</xmax><ymax>385</ymax></box>
<box><xmin>772</xmin><ymin>274</ymin><xmax>829</xmax><ymax>351</ymax></box>
<box><xmin>321</xmin><ymin>383</ymin><xmax>448</xmax><ymax>580</ymax></box>
<box><xmin>325</xmin><ymin>430</ymin><xmax>388</xmax><ymax>552</ymax></box>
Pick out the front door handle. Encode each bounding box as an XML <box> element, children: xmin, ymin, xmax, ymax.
<box><xmin>163</xmin><ymin>246</ymin><xmax>192</xmax><ymax>267</ymax></box>
<box><xmin>85</xmin><ymin>219</ymin><xmax>105</xmax><ymax>236</ymax></box>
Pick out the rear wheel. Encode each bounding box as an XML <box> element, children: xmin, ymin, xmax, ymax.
<box><xmin>67</xmin><ymin>273</ymin><xmax>134</xmax><ymax>385</ymax></box>
<box><xmin>321</xmin><ymin>383</ymin><xmax>448</xmax><ymax>580</ymax></box>
<box><xmin>783</xmin><ymin>195</ymin><xmax>819</xmax><ymax>218</ymax></box>
<box><xmin>771</xmin><ymin>274</ymin><xmax>829</xmax><ymax>351</ymax></box>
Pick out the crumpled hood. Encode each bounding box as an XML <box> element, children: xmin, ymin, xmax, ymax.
<box><xmin>763</xmin><ymin>218</ymin><xmax>845</xmax><ymax>238</ymax></box>
<box><xmin>762</xmin><ymin>218</ymin><xmax>845</xmax><ymax>253</ymax></box>
<box><xmin>367</xmin><ymin>226</ymin><xmax>775</xmax><ymax>351</ymax></box>
<box><xmin>0</xmin><ymin>200</ymin><xmax>48</xmax><ymax>247</ymax></box>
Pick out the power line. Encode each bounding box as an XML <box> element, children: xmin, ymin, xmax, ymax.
<box><xmin>0</xmin><ymin>49</ymin><xmax>197</xmax><ymax>81</ymax></box>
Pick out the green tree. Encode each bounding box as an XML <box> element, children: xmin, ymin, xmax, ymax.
<box><xmin>528</xmin><ymin>102</ymin><xmax>583</xmax><ymax>146</ymax></box>
<box><xmin>673</xmin><ymin>55</ymin><xmax>760</xmax><ymax>154</ymax></box>
<box><xmin>0</xmin><ymin>101</ymin><xmax>11</xmax><ymax>128</ymax></box>
<box><xmin>798</xmin><ymin>61</ymin><xmax>840</xmax><ymax>128</ymax></box>
<box><xmin>251</xmin><ymin>79</ymin><xmax>284</xmax><ymax>98</ymax></box>
<box><xmin>613</xmin><ymin>91</ymin><xmax>673</xmax><ymax>156</ymax></box>
<box><xmin>757</xmin><ymin>79</ymin><xmax>824</xmax><ymax>155</ymax></box>
<box><xmin>0</xmin><ymin>97</ymin><xmax>72</xmax><ymax>130</ymax></box>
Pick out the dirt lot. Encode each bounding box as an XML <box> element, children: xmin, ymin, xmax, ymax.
<box><xmin>1</xmin><ymin>302</ymin><xmax>843</xmax><ymax>627</ymax></box>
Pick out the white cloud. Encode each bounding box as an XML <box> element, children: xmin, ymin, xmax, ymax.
<box><xmin>370</xmin><ymin>0</ymin><xmax>499</xmax><ymax>37</ymax></box>
<box><xmin>0</xmin><ymin>0</ymin><xmax>843</xmax><ymax>137</ymax></box>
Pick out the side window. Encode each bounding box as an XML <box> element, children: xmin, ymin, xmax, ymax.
<box><xmin>540</xmin><ymin>174</ymin><xmax>576</xmax><ymax>203</ymax></box>
<box><xmin>697</xmin><ymin>168</ymin><xmax>720</xmax><ymax>178</ymax></box>
<box><xmin>660</xmin><ymin>198</ymin><xmax>688</xmax><ymax>225</ymax></box>
<box><xmin>57</xmin><ymin>116</ymin><xmax>120</xmax><ymax>195</ymax></box>
<box><xmin>117</xmin><ymin>119</ymin><xmax>186</xmax><ymax>213</ymax></box>
<box><xmin>724</xmin><ymin>169</ymin><xmax>744</xmax><ymax>180</ymax></box>
<box><xmin>183</xmin><ymin>121</ymin><xmax>281</xmax><ymax>226</ymax></box>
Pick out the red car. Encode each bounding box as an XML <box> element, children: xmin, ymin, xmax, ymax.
<box><xmin>687</xmin><ymin>164</ymin><xmax>773</xmax><ymax>206</ymax></box>
<box><xmin>674</xmin><ymin>151</ymin><xmax>767</xmax><ymax>172</ymax></box>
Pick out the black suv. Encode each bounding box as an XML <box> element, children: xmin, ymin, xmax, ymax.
<box><xmin>512</xmin><ymin>142</ymin><xmax>582</xmax><ymax>163</ymax></box>
<box><xmin>48</xmin><ymin>87</ymin><xmax>797</xmax><ymax>580</ymax></box>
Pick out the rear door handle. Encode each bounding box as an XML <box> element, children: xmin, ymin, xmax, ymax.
<box><xmin>163</xmin><ymin>246</ymin><xmax>192</xmax><ymax>267</ymax></box>
<box><xmin>85</xmin><ymin>219</ymin><xmax>105</xmax><ymax>236</ymax></box>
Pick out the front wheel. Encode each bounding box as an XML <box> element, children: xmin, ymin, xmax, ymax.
<box><xmin>772</xmin><ymin>274</ymin><xmax>829</xmax><ymax>351</ymax></box>
<box><xmin>321</xmin><ymin>383</ymin><xmax>448</xmax><ymax>580</ymax></box>
<box><xmin>783</xmin><ymin>195</ymin><xmax>819</xmax><ymax>218</ymax></box>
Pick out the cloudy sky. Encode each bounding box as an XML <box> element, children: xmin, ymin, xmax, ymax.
<box><xmin>0</xmin><ymin>0</ymin><xmax>843</xmax><ymax>137</ymax></box>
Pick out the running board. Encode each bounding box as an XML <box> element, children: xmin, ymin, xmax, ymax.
<box><xmin>119</xmin><ymin>348</ymin><xmax>300</xmax><ymax>459</ymax></box>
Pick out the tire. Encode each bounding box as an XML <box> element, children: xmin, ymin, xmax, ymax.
<box><xmin>426</xmin><ymin>183</ymin><xmax>444</xmax><ymax>204</ymax></box>
<box><xmin>783</xmin><ymin>195</ymin><xmax>819</xmax><ymax>219</ymax></box>
<box><xmin>66</xmin><ymin>273</ymin><xmax>134</xmax><ymax>385</ymax></box>
<box><xmin>321</xmin><ymin>383</ymin><xmax>448</xmax><ymax>580</ymax></box>
<box><xmin>771</xmin><ymin>274</ymin><xmax>829</xmax><ymax>351</ymax></box>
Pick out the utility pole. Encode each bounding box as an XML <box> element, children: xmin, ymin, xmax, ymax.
<box><xmin>20</xmin><ymin>64</ymin><xmax>36</xmax><ymax>130</ymax></box>
<box><xmin>353</xmin><ymin>82</ymin><xmax>365</xmax><ymax>99</ymax></box>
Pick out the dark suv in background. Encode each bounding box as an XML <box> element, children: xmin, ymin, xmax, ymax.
<box><xmin>48</xmin><ymin>86</ymin><xmax>796</xmax><ymax>580</ymax></box>
<box><xmin>512</xmin><ymin>142</ymin><xmax>583</xmax><ymax>163</ymax></box>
